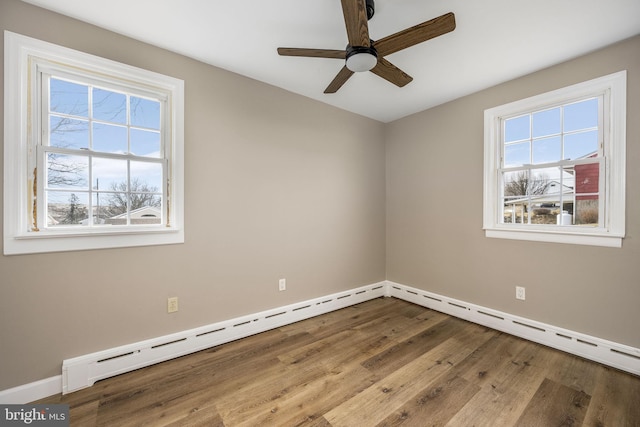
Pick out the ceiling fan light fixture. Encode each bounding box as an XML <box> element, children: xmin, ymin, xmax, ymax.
<box><xmin>345</xmin><ymin>46</ymin><xmax>378</xmax><ymax>72</ymax></box>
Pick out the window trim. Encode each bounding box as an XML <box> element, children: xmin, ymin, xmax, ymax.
<box><xmin>483</xmin><ymin>71</ymin><xmax>626</xmax><ymax>248</ymax></box>
<box><xmin>4</xmin><ymin>31</ymin><xmax>184</xmax><ymax>255</ymax></box>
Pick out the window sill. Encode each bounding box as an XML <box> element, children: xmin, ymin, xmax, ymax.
<box><xmin>4</xmin><ymin>227</ymin><xmax>184</xmax><ymax>255</ymax></box>
<box><xmin>484</xmin><ymin>227</ymin><xmax>623</xmax><ymax>248</ymax></box>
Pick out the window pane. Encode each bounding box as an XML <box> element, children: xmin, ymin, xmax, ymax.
<box><xmin>538</xmin><ymin>196</ymin><xmax>566</xmax><ymax>224</ymax></box>
<box><xmin>130</xmin><ymin>97</ymin><xmax>160</xmax><ymax>130</ymax></box>
<box><xmin>131</xmin><ymin>128</ymin><xmax>161</xmax><ymax>157</ymax></box>
<box><xmin>46</xmin><ymin>153</ymin><xmax>88</xmax><ymax>189</ymax></box>
<box><xmin>50</xmin><ymin>78</ymin><xmax>88</xmax><ymax>117</ymax></box>
<box><xmin>101</xmin><ymin>194</ymin><xmax>162</xmax><ymax>225</ymax></box>
<box><xmin>101</xmin><ymin>191</ymin><xmax>129</xmax><ymax>222</ymax></box>
<box><xmin>564</xmin><ymin>130</ymin><xmax>598</xmax><ymax>160</ymax></box>
<box><xmin>93</xmin><ymin>122</ymin><xmax>128</xmax><ymax>154</ymax></box>
<box><xmin>575</xmin><ymin>198</ymin><xmax>599</xmax><ymax>226</ymax></box>
<box><xmin>93</xmin><ymin>88</ymin><xmax>127</xmax><ymax>124</ymax></box>
<box><xmin>131</xmin><ymin>196</ymin><xmax>162</xmax><ymax>225</ymax></box>
<box><xmin>564</xmin><ymin>98</ymin><xmax>598</xmax><ymax>132</ymax></box>
<box><xmin>504</xmin><ymin>142</ymin><xmax>530</xmax><ymax>167</ymax></box>
<box><xmin>532</xmin><ymin>136</ymin><xmax>561</xmax><ymax>164</ymax></box>
<box><xmin>531</xmin><ymin>203</ymin><xmax>559</xmax><ymax>225</ymax></box>
<box><xmin>47</xmin><ymin>191</ymin><xmax>89</xmax><ymax>226</ymax></box>
<box><xmin>575</xmin><ymin>162</ymin><xmax>599</xmax><ymax>196</ymax></box>
<box><xmin>50</xmin><ymin>116</ymin><xmax>89</xmax><ymax>149</ymax></box>
<box><xmin>505</xmin><ymin>115</ymin><xmax>530</xmax><ymax>142</ymax></box>
<box><xmin>529</xmin><ymin>167</ymin><xmax>556</xmax><ymax>197</ymax></box>
<box><xmin>503</xmin><ymin>170</ymin><xmax>528</xmax><ymax>198</ymax></box>
<box><xmin>130</xmin><ymin>161</ymin><xmax>163</xmax><ymax>191</ymax></box>
<box><xmin>532</xmin><ymin>107</ymin><xmax>560</xmax><ymax>138</ymax></box>
<box><xmin>92</xmin><ymin>157</ymin><xmax>128</xmax><ymax>191</ymax></box>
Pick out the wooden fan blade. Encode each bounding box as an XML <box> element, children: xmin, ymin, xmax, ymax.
<box><xmin>374</xmin><ymin>12</ymin><xmax>456</xmax><ymax>57</ymax></box>
<box><xmin>324</xmin><ymin>66</ymin><xmax>355</xmax><ymax>93</ymax></box>
<box><xmin>370</xmin><ymin>58</ymin><xmax>413</xmax><ymax>87</ymax></box>
<box><xmin>341</xmin><ymin>0</ymin><xmax>370</xmax><ymax>47</ymax></box>
<box><xmin>277</xmin><ymin>48</ymin><xmax>346</xmax><ymax>59</ymax></box>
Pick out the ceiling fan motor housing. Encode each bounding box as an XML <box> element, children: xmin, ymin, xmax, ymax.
<box><xmin>366</xmin><ymin>0</ymin><xmax>375</xmax><ymax>20</ymax></box>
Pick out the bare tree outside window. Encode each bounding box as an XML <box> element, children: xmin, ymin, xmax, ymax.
<box><xmin>60</xmin><ymin>193</ymin><xmax>87</xmax><ymax>224</ymax></box>
<box><xmin>504</xmin><ymin>171</ymin><xmax>551</xmax><ymax>198</ymax></box>
<box><xmin>47</xmin><ymin>154</ymin><xmax>87</xmax><ymax>187</ymax></box>
<box><xmin>104</xmin><ymin>178</ymin><xmax>162</xmax><ymax>217</ymax></box>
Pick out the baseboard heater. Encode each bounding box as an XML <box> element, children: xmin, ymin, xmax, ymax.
<box><xmin>61</xmin><ymin>281</ymin><xmax>640</xmax><ymax>395</ymax></box>
<box><xmin>387</xmin><ymin>282</ymin><xmax>640</xmax><ymax>377</ymax></box>
<box><xmin>62</xmin><ymin>282</ymin><xmax>388</xmax><ymax>394</ymax></box>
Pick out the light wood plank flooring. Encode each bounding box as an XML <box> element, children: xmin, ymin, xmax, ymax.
<box><xmin>36</xmin><ymin>297</ymin><xmax>640</xmax><ymax>426</ymax></box>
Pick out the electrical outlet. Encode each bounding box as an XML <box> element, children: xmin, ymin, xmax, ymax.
<box><xmin>279</xmin><ymin>278</ymin><xmax>286</xmax><ymax>291</ymax></box>
<box><xmin>516</xmin><ymin>286</ymin><xmax>526</xmax><ymax>301</ymax></box>
<box><xmin>167</xmin><ymin>297</ymin><xmax>179</xmax><ymax>313</ymax></box>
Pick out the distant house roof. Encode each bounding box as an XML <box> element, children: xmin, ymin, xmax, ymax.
<box><xmin>577</xmin><ymin>151</ymin><xmax>598</xmax><ymax>160</ymax></box>
<box><xmin>110</xmin><ymin>206</ymin><xmax>161</xmax><ymax>219</ymax></box>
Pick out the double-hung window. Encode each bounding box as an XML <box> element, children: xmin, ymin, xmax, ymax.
<box><xmin>4</xmin><ymin>31</ymin><xmax>184</xmax><ymax>255</ymax></box>
<box><xmin>483</xmin><ymin>72</ymin><xmax>626</xmax><ymax>247</ymax></box>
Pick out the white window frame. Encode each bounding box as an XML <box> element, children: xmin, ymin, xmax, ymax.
<box><xmin>4</xmin><ymin>31</ymin><xmax>184</xmax><ymax>255</ymax></box>
<box><xmin>483</xmin><ymin>71</ymin><xmax>626</xmax><ymax>248</ymax></box>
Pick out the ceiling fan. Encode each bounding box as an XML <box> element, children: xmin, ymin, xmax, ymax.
<box><xmin>277</xmin><ymin>0</ymin><xmax>456</xmax><ymax>93</ymax></box>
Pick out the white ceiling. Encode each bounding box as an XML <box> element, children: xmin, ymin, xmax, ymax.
<box><xmin>21</xmin><ymin>0</ymin><xmax>640</xmax><ymax>123</ymax></box>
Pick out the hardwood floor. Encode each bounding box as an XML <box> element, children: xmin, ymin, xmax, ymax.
<box><xmin>36</xmin><ymin>297</ymin><xmax>640</xmax><ymax>426</ymax></box>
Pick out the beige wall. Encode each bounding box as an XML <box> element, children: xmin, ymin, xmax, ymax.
<box><xmin>0</xmin><ymin>0</ymin><xmax>386</xmax><ymax>390</ymax></box>
<box><xmin>1</xmin><ymin>0</ymin><xmax>639</xmax><ymax>393</ymax></box>
<box><xmin>386</xmin><ymin>35</ymin><xmax>640</xmax><ymax>349</ymax></box>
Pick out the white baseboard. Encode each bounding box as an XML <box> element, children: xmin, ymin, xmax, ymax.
<box><xmin>0</xmin><ymin>376</ymin><xmax>61</xmax><ymax>404</ymax></box>
<box><xmin>387</xmin><ymin>281</ymin><xmax>640</xmax><ymax>376</ymax></box>
<box><xmin>3</xmin><ymin>280</ymin><xmax>638</xmax><ymax>403</ymax></box>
